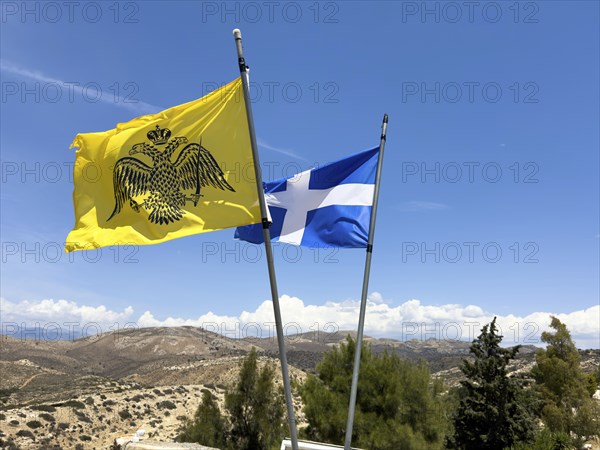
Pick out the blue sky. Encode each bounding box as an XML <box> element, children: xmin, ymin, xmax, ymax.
<box><xmin>1</xmin><ymin>1</ymin><xmax>598</xmax><ymax>347</ymax></box>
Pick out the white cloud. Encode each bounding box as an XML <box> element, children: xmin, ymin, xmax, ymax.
<box><xmin>1</xmin><ymin>296</ymin><xmax>598</xmax><ymax>348</ymax></box>
<box><xmin>0</xmin><ymin>298</ymin><xmax>135</xmax><ymax>339</ymax></box>
<box><xmin>368</xmin><ymin>291</ymin><xmax>389</xmax><ymax>304</ymax></box>
<box><xmin>1</xmin><ymin>298</ymin><xmax>134</xmax><ymax>324</ymax></box>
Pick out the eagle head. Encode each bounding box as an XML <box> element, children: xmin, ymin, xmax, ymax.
<box><xmin>130</xmin><ymin>143</ymin><xmax>154</xmax><ymax>156</ymax></box>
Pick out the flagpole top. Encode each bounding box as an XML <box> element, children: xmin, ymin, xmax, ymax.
<box><xmin>383</xmin><ymin>114</ymin><xmax>388</xmax><ymax>123</ymax></box>
<box><xmin>233</xmin><ymin>28</ymin><xmax>242</xmax><ymax>39</ymax></box>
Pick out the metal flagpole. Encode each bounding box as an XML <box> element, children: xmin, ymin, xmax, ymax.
<box><xmin>232</xmin><ymin>29</ymin><xmax>300</xmax><ymax>450</ymax></box>
<box><xmin>344</xmin><ymin>114</ymin><xmax>388</xmax><ymax>450</ymax></box>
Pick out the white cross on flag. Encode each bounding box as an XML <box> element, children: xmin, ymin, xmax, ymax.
<box><xmin>235</xmin><ymin>147</ymin><xmax>380</xmax><ymax>248</ymax></box>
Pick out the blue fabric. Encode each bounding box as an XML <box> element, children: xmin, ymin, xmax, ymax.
<box><xmin>235</xmin><ymin>147</ymin><xmax>380</xmax><ymax>248</ymax></box>
<box><xmin>309</xmin><ymin>147</ymin><xmax>379</xmax><ymax>189</ymax></box>
<box><xmin>300</xmin><ymin>205</ymin><xmax>372</xmax><ymax>247</ymax></box>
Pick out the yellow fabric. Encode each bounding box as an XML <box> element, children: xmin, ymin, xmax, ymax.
<box><xmin>66</xmin><ymin>79</ymin><xmax>261</xmax><ymax>252</ymax></box>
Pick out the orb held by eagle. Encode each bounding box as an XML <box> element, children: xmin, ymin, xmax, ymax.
<box><xmin>107</xmin><ymin>126</ymin><xmax>235</xmax><ymax>225</ymax></box>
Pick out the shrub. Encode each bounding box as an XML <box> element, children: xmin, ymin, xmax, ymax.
<box><xmin>0</xmin><ymin>388</ymin><xmax>17</xmax><ymax>399</ymax></box>
<box><xmin>16</xmin><ymin>429</ymin><xmax>35</xmax><ymax>439</ymax></box>
<box><xmin>63</xmin><ymin>400</ymin><xmax>85</xmax><ymax>409</ymax></box>
<box><xmin>75</xmin><ymin>410</ymin><xmax>92</xmax><ymax>423</ymax></box>
<box><xmin>27</xmin><ymin>420</ymin><xmax>43</xmax><ymax>429</ymax></box>
<box><xmin>39</xmin><ymin>413</ymin><xmax>55</xmax><ymax>422</ymax></box>
<box><xmin>0</xmin><ymin>437</ymin><xmax>19</xmax><ymax>450</ymax></box>
<box><xmin>30</xmin><ymin>405</ymin><xmax>56</xmax><ymax>412</ymax></box>
<box><xmin>157</xmin><ymin>400</ymin><xmax>177</xmax><ymax>410</ymax></box>
<box><xmin>118</xmin><ymin>409</ymin><xmax>132</xmax><ymax>420</ymax></box>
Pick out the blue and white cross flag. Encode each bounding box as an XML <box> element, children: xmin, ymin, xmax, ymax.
<box><xmin>235</xmin><ymin>147</ymin><xmax>380</xmax><ymax>248</ymax></box>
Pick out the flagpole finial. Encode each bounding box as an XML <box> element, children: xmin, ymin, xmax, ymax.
<box><xmin>232</xmin><ymin>29</ymin><xmax>245</xmax><ymax>71</ymax></box>
<box><xmin>383</xmin><ymin>113</ymin><xmax>388</xmax><ymax>123</ymax></box>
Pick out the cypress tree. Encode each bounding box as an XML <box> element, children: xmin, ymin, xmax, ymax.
<box><xmin>451</xmin><ymin>317</ymin><xmax>534</xmax><ymax>449</ymax></box>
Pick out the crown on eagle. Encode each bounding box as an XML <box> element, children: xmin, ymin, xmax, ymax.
<box><xmin>147</xmin><ymin>125</ymin><xmax>171</xmax><ymax>145</ymax></box>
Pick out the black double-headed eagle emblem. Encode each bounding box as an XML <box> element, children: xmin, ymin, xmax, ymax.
<box><xmin>108</xmin><ymin>125</ymin><xmax>234</xmax><ymax>225</ymax></box>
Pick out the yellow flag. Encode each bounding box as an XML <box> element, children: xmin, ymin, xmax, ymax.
<box><xmin>66</xmin><ymin>79</ymin><xmax>261</xmax><ymax>252</ymax></box>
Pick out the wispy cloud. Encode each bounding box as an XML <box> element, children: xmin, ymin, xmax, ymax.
<box><xmin>0</xmin><ymin>60</ymin><xmax>161</xmax><ymax>115</ymax></box>
<box><xmin>2</xmin><ymin>296</ymin><xmax>599</xmax><ymax>348</ymax></box>
<box><xmin>257</xmin><ymin>138</ymin><xmax>308</xmax><ymax>162</ymax></box>
<box><xmin>397</xmin><ymin>201</ymin><xmax>450</xmax><ymax>212</ymax></box>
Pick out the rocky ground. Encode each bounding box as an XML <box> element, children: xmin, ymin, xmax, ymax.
<box><xmin>0</xmin><ymin>359</ymin><xmax>307</xmax><ymax>449</ymax></box>
<box><xmin>0</xmin><ymin>327</ymin><xmax>598</xmax><ymax>449</ymax></box>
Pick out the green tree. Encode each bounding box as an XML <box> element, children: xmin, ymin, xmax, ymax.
<box><xmin>301</xmin><ymin>336</ymin><xmax>448</xmax><ymax>450</ymax></box>
<box><xmin>450</xmin><ymin>317</ymin><xmax>535</xmax><ymax>450</ymax></box>
<box><xmin>225</xmin><ymin>347</ymin><xmax>285</xmax><ymax>450</ymax></box>
<box><xmin>178</xmin><ymin>348</ymin><xmax>285</xmax><ymax>450</ymax></box>
<box><xmin>532</xmin><ymin>316</ymin><xmax>600</xmax><ymax>440</ymax></box>
<box><xmin>177</xmin><ymin>389</ymin><xmax>227</xmax><ymax>448</ymax></box>
<box><xmin>512</xmin><ymin>429</ymin><xmax>572</xmax><ymax>450</ymax></box>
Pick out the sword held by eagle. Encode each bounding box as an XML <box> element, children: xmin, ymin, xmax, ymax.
<box><xmin>107</xmin><ymin>126</ymin><xmax>235</xmax><ymax>225</ymax></box>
